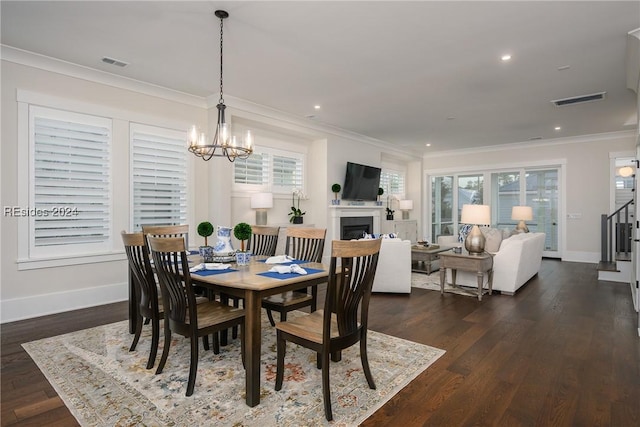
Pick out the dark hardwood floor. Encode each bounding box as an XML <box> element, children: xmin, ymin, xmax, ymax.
<box><xmin>2</xmin><ymin>260</ymin><xmax>639</xmax><ymax>426</ymax></box>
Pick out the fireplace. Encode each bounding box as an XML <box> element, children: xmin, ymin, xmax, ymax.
<box><xmin>340</xmin><ymin>216</ymin><xmax>374</xmax><ymax>240</ymax></box>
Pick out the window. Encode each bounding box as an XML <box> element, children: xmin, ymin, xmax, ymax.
<box><xmin>131</xmin><ymin>124</ymin><xmax>188</xmax><ymax>230</ymax></box>
<box><xmin>233</xmin><ymin>146</ymin><xmax>304</xmax><ymax>194</ymax></box>
<box><xmin>29</xmin><ymin>106</ymin><xmax>111</xmax><ymax>257</ymax></box>
<box><xmin>380</xmin><ymin>169</ymin><xmax>405</xmax><ymax>197</ymax></box>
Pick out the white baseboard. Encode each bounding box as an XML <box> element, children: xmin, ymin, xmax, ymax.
<box><xmin>1</xmin><ymin>281</ymin><xmax>128</xmax><ymax>323</ymax></box>
<box><xmin>561</xmin><ymin>251</ymin><xmax>600</xmax><ymax>263</ymax></box>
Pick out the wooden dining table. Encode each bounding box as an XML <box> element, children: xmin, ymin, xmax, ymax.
<box><xmin>187</xmin><ymin>256</ymin><xmax>329</xmax><ymax>407</ymax></box>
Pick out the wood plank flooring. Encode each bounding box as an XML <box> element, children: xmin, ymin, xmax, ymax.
<box><xmin>2</xmin><ymin>260</ymin><xmax>639</xmax><ymax>426</ymax></box>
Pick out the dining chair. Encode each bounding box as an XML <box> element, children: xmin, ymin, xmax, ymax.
<box><xmin>121</xmin><ymin>231</ymin><xmax>163</xmax><ymax>369</ymax></box>
<box><xmin>274</xmin><ymin>238</ymin><xmax>382</xmax><ymax>421</ymax></box>
<box><xmin>141</xmin><ymin>224</ymin><xmax>189</xmax><ymax>248</ymax></box>
<box><xmin>262</xmin><ymin>227</ymin><xmax>327</xmax><ymax>326</ymax></box>
<box><xmin>248</xmin><ymin>225</ymin><xmax>280</xmax><ymax>256</ymax></box>
<box><xmin>148</xmin><ymin>235</ymin><xmax>245</xmax><ymax>396</ymax></box>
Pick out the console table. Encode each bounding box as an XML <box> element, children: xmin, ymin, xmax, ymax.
<box><xmin>439</xmin><ymin>251</ymin><xmax>493</xmax><ymax>301</ymax></box>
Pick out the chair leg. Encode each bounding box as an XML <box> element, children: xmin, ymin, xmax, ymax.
<box><xmin>280</xmin><ymin>311</ymin><xmax>287</xmax><ymax>322</ymax></box>
<box><xmin>186</xmin><ymin>335</ymin><xmax>199</xmax><ymax>396</ymax></box>
<box><xmin>144</xmin><ymin>317</ymin><xmax>151</xmax><ymax>325</ymax></box>
<box><xmin>360</xmin><ymin>332</ymin><xmax>376</xmax><ymax>390</ymax></box>
<box><xmin>212</xmin><ymin>332</ymin><xmax>220</xmax><ymax>354</ymax></box>
<box><xmin>147</xmin><ymin>316</ymin><xmax>160</xmax><ymax>369</ymax></box>
<box><xmin>240</xmin><ymin>323</ymin><xmax>246</xmax><ymax>369</ymax></box>
<box><xmin>129</xmin><ymin>314</ymin><xmax>143</xmax><ymax>352</ymax></box>
<box><xmin>203</xmin><ymin>335</ymin><xmax>210</xmax><ymax>351</ymax></box>
<box><xmin>321</xmin><ymin>349</ymin><xmax>333</xmax><ymax>421</ymax></box>
<box><xmin>232</xmin><ymin>297</ymin><xmax>239</xmax><ymax>339</ymax></box>
<box><xmin>266</xmin><ymin>308</ymin><xmax>276</xmax><ymax>327</ymax></box>
<box><xmin>275</xmin><ymin>330</ymin><xmax>286</xmax><ymax>390</ymax></box>
<box><xmin>156</xmin><ymin>324</ymin><xmax>171</xmax><ymax>375</ymax></box>
<box><xmin>310</xmin><ymin>285</ymin><xmax>318</xmax><ymax>312</ymax></box>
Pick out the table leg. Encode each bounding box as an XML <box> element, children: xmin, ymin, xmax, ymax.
<box><xmin>476</xmin><ymin>272</ymin><xmax>483</xmax><ymax>301</ymax></box>
<box><xmin>244</xmin><ymin>290</ymin><xmax>261</xmax><ymax>407</ymax></box>
<box><xmin>440</xmin><ymin>267</ymin><xmax>445</xmax><ymax>294</ymax></box>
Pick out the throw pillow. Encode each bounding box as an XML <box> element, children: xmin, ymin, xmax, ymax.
<box><xmin>458</xmin><ymin>224</ymin><xmax>473</xmax><ymax>243</ymax></box>
<box><xmin>481</xmin><ymin>227</ymin><xmax>503</xmax><ymax>253</ymax></box>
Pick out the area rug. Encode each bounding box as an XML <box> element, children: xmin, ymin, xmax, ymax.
<box><xmin>23</xmin><ymin>312</ymin><xmax>445</xmax><ymax>426</ymax></box>
<box><xmin>411</xmin><ymin>272</ymin><xmax>483</xmax><ymax>298</ymax></box>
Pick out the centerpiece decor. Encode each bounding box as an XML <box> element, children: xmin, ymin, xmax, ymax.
<box><xmin>212</xmin><ymin>225</ymin><xmax>235</xmax><ymax>262</ymax></box>
<box><xmin>377</xmin><ymin>187</ymin><xmax>384</xmax><ymax>206</ymax></box>
<box><xmin>233</xmin><ymin>222</ymin><xmax>252</xmax><ymax>265</ymax></box>
<box><xmin>197</xmin><ymin>221</ymin><xmax>214</xmax><ymax>262</ymax></box>
<box><xmin>331</xmin><ymin>183</ymin><xmax>341</xmax><ymax>205</ymax></box>
<box><xmin>289</xmin><ymin>188</ymin><xmax>306</xmax><ymax>224</ymax></box>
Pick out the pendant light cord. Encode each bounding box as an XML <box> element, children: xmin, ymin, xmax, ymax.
<box><xmin>219</xmin><ymin>14</ymin><xmax>224</xmax><ymax>105</ymax></box>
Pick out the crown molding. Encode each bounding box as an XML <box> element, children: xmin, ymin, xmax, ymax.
<box><xmin>1</xmin><ymin>45</ymin><xmax>206</xmax><ymax>108</ymax></box>
<box><xmin>423</xmin><ymin>130</ymin><xmax>637</xmax><ymax>159</ymax></box>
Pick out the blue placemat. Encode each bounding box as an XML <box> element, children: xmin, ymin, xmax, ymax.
<box><xmin>257</xmin><ymin>267</ymin><xmax>324</xmax><ymax>280</ymax></box>
<box><xmin>192</xmin><ymin>268</ymin><xmax>237</xmax><ymax>276</ymax></box>
<box><xmin>258</xmin><ymin>258</ymin><xmax>309</xmax><ymax>265</ymax></box>
<box><xmin>189</xmin><ymin>250</ymin><xmax>200</xmax><ymax>255</ymax></box>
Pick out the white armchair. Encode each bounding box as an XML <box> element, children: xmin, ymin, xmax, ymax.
<box><xmin>371</xmin><ymin>238</ymin><xmax>412</xmax><ymax>293</ymax></box>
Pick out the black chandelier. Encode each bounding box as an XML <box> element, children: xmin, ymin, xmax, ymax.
<box><xmin>188</xmin><ymin>10</ymin><xmax>253</xmax><ymax>162</ymax></box>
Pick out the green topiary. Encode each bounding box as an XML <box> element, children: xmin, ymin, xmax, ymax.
<box><xmin>378</xmin><ymin>187</ymin><xmax>384</xmax><ymax>196</ymax></box>
<box><xmin>197</xmin><ymin>221</ymin><xmax>214</xmax><ymax>246</ymax></box>
<box><xmin>233</xmin><ymin>222</ymin><xmax>252</xmax><ymax>252</ymax></box>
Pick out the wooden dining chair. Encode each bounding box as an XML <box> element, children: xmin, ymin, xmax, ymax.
<box><xmin>274</xmin><ymin>238</ymin><xmax>382</xmax><ymax>421</ymax></box>
<box><xmin>262</xmin><ymin>227</ymin><xmax>326</xmax><ymax>326</ymax></box>
<box><xmin>121</xmin><ymin>231</ymin><xmax>163</xmax><ymax>369</ymax></box>
<box><xmin>148</xmin><ymin>235</ymin><xmax>246</xmax><ymax>396</ymax></box>
<box><xmin>248</xmin><ymin>225</ymin><xmax>280</xmax><ymax>256</ymax></box>
<box><xmin>142</xmin><ymin>224</ymin><xmax>189</xmax><ymax>248</ymax></box>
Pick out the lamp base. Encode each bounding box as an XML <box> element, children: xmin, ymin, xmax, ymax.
<box><xmin>255</xmin><ymin>210</ymin><xmax>267</xmax><ymax>226</ymax></box>
<box><xmin>515</xmin><ymin>220</ymin><xmax>529</xmax><ymax>233</ymax></box>
<box><xmin>464</xmin><ymin>225</ymin><xmax>486</xmax><ymax>255</ymax></box>
<box><xmin>402</xmin><ymin>211</ymin><xmax>409</xmax><ymax>220</ymax></box>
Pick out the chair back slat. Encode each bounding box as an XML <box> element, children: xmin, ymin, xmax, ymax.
<box><xmin>249</xmin><ymin>226</ymin><xmax>280</xmax><ymax>256</ymax></box>
<box><xmin>142</xmin><ymin>224</ymin><xmax>189</xmax><ymax>250</ymax></box>
<box><xmin>147</xmin><ymin>236</ymin><xmax>196</xmax><ymax>328</ymax></box>
<box><xmin>325</xmin><ymin>239</ymin><xmax>381</xmax><ymax>339</ymax></box>
<box><xmin>121</xmin><ymin>231</ymin><xmax>158</xmax><ymax>317</ymax></box>
<box><xmin>285</xmin><ymin>227</ymin><xmax>326</xmax><ymax>262</ymax></box>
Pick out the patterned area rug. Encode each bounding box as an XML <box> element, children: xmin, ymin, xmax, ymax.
<box><xmin>411</xmin><ymin>272</ymin><xmax>481</xmax><ymax>298</ymax></box>
<box><xmin>23</xmin><ymin>312</ymin><xmax>445</xmax><ymax>426</ymax></box>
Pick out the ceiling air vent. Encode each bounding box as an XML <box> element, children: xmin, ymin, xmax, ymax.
<box><xmin>101</xmin><ymin>56</ymin><xmax>129</xmax><ymax>67</ymax></box>
<box><xmin>551</xmin><ymin>91</ymin><xmax>606</xmax><ymax>107</ymax></box>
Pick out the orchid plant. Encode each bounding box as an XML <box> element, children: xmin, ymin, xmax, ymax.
<box><xmin>289</xmin><ymin>188</ymin><xmax>307</xmax><ymax>223</ymax></box>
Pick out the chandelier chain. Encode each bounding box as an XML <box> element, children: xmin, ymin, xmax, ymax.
<box><xmin>219</xmin><ymin>13</ymin><xmax>224</xmax><ymax>104</ymax></box>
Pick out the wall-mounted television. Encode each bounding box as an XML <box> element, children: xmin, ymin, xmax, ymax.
<box><xmin>342</xmin><ymin>162</ymin><xmax>382</xmax><ymax>201</ymax></box>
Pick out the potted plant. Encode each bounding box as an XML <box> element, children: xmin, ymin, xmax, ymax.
<box><xmin>289</xmin><ymin>188</ymin><xmax>306</xmax><ymax>224</ymax></box>
<box><xmin>197</xmin><ymin>221</ymin><xmax>214</xmax><ymax>261</ymax></box>
<box><xmin>331</xmin><ymin>183</ymin><xmax>341</xmax><ymax>205</ymax></box>
<box><xmin>377</xmin><ymin>187</ymin><xmax>384</xmax><ymax>206</ymax></box>
<box><xmin>233</xmin><ymin>222</ymin><xmax>252</xmax><ymax>265</ymax></box>
<box><xmin>386</xmin><ymin>207</ymin><xmax>395</xmax><ymax>220</ymax></box>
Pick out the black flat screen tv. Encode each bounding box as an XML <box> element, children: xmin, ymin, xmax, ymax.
<box><xmin>342</xmin><ymin>162</ymin><xmax>382</xmax><ymax>201</ymax></box>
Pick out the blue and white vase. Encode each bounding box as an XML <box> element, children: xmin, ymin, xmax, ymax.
<box><xmin>199</xmin><ymin>246</ymin><xmax>214</xmax><ymax>262</ymax></box>
<box><xmin>236</xmin><ymin>251</ymin><xmax>251</xmax><ymax>266</ymax></box>
<box><xmin>213</xmin><ymin>226</ymin><xmax>235</xmax><ymax>255</ymax></box>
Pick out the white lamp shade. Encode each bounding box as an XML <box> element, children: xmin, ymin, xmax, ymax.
<box><xmin>461</xmin><ymin>204</ymin><xmax>490</xmax><ymax>225</ymax></box>
<box><xmin>511</xmin><ymin>205</ymin><xmax>533</xmax><ymax>221</ymax></box>
<box><xmin>619</xmin><ymin>166</ymin><xmax>634</xmax><ymax>177</ymax></box>
<box><xmin>399</xmin><ymin>199</ymin><xmax>414</xmax><ymax>210</ymax></box>
<box><xmin>250</xmin><ymin>192</ymin><xmax>273</xmax><ymax>209</ymax></box>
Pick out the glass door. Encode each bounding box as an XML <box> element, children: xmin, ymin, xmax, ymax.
<box><xmin>431</xmin><ymin>176</ymin><xmax>453</xmax><ymax>241</ymax></box>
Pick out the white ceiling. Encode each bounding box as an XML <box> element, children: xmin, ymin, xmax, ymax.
<box><xmin>2</xmin><ymin>1</ymin><xmax>639</xmax><ymax>154</ymax></box>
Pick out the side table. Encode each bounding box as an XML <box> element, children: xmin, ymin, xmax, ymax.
<box><xmin>439</xmin><ymin>251</ymin><xmax>493</xmax><ymax>301</ymax></box>
<box><xmin>411</xmin><ymin>244</ymin><xmax>453</xmax><ymax>274</ymax></box>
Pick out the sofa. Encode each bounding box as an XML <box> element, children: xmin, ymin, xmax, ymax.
<box><xmin>371</xmin><ymin>237</ymin><xmax>412</xmax><ymax>294</ymax></box>
<box><xmin>438</xmin><ymin>230</ymin><xmax>545</xmax><ymax>295</ymax></box>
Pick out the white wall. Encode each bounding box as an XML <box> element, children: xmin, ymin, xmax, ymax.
<box><xmin>422</xmin><ymin>132</ymin><xmax>636</xmax><ymax>262</ymax></box>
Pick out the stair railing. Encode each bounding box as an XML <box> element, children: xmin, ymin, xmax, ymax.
<box><xmin>601</xmin><ymin>199</ymin><xmax>634</xmax><ymax>264</ymax></box>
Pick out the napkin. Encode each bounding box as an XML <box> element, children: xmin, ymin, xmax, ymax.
<box><xmin>268</xmin><ymin>264</ymin><xmax>307</xmax><ymax>275</ymax></box>
<box><xmin>189</xmin><ymin>263</ymin><xmax>230</xmax><ymax>273</ymax></box>
<box><xmin>264</xmin><ymin>255</ymin><xmax>294</xmax><ymax>264</ymax></box>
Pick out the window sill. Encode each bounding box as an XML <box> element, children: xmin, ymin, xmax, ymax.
<box><xmin>16</xmin><ymin>251</ymin><xmax>126</xmax><ymax>271</ymax></box>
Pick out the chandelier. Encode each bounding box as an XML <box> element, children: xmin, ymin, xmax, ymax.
<box><xmin>188</xmin><ymin>10</ymin><xmax>253</xmax><ymax>162</ymax></box>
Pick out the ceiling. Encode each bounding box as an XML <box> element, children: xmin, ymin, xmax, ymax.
<box><xmin>2</xmin><ymin>1</ymin><xmax>639</xmax><ymax>155</ymax></box>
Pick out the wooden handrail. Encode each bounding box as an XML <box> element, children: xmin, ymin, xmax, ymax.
<box><xmin>601</xmin><ymin>199</ymin><xmax>634</xmax><ymax>264</ymax></box>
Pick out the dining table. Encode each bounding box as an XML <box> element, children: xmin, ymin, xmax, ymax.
<box><xmin>187</xmin><ymin>255</ymin><xmax>330</xmax><ymax>407</ymax></box>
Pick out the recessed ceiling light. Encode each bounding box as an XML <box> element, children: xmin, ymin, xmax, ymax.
<box><xmin>557</xmin><ymin>65</ymin><xmax>571</xmax><ymax>71</ymax></box>
<box><xmin>425</xmin><ymin>143</ymin><xmax>431</xmax><ymax>147</ymax></box>
<box><xmin>101</xmin><ymin>56</ymin><xmax>129</xmax><ymax>67</ymax></box>
<box><xmin>314</xmin><ymin>105</ymin><xmax>321</xmax><ymax>110</ymax></box>
<box><xmin>501</xmin><ymin>54</ymin><xmax>512</xmax><ymax>61</ymax></box>
<box><xmin>446</xmin><ymin>116</ymin><xmax>456</xmax><ymax>121</ymax></box>
<box><xmin>554</xmin><ymin>126</ymin><xmax>561</xmax><ymax>131</ymax></box>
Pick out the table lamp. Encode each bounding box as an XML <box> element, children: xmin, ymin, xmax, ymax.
<box><xmin>460</xmin><ymin>204</ymin><xmax>491</xmax><ymax>255</ymax></box>
<box><xmin>399</xmin><ymin>199</ymin><xmax>413</xmax><ymax>220</ymax></box>
<box><xmin>511</xmin><ymin>205</ymin><xmax>533</xmax><ymax>233</ymax></box>
<box><xmin>250</xmin><ymin>192</ymin><xmax>273</xmax><ymax>225</ymax></box>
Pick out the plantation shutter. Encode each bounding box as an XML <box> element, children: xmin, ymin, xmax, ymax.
<box><xmin>32</xmin><ymin>114</ymin><xmax>111</xmax><ymax>247</ymax></box>
<box><xmin>234</xmin><ymin>152</ymin><xmax>269</xmax><ymax>185</ymax></box>
<box><xmin>272</xmin><ymin>154</ymin><xmax>303</xmax><ymax>192</ymax></box>
<box><xmin>132</xmin><ymin>125</ymin><xmax>187</xmax><ymax>230</ymax></box>
<box><xmin>380</xmin><ymin>169</ymin><xmax>406</xmax><ymax>197</ymax></box>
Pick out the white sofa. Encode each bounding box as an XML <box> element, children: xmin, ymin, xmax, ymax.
<box><xmin>371</xmin><ymin>238</ymin><xmax>412</xmax><ymax>293</ymax></box>
<box><xmin>438</xmin><ymin>231</ymin><xmax>545</xmax><ymax>295</ymax></box>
